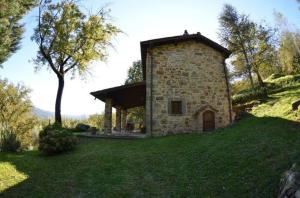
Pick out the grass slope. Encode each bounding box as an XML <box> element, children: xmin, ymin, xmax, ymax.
<box><xmin>1</xmin><ymin>77</ymin><xmax>300</xmax><ymax>197</ymax></box>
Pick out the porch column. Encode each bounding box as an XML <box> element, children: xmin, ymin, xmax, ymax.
<box><xmin>104</xmin><ymin>98</ymin><xmax>112</xmax><ymax>134</ymax></box>
<box><xmin>115</xmin><ymin>106</ymin><xmax>121</xmax><ymax>132</ymax></box>
<box><xmin>121</xmin><ymin>109</ymin><xmax>127</xmax><ymax>132</ymax></box>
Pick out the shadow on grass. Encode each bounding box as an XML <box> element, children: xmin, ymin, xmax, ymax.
<box><xmin>269</xmin><ymin>84</ymin><xmax>300</xmax><ymax>95</ymax></box>
<box><xmin>1</xmin><ymin>114</ymin><xmax>300</xmax><ymax>198</ymax></box>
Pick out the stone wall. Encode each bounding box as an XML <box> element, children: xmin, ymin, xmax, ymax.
<box><xmin>145</xmin><ymin>40</ymin><xmax>232</xmax><ymax>136</ymax></box>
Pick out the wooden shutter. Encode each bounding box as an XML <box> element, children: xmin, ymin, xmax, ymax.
<box><xmin>171</xmin><ymin>101</ymin><xmax>182</xmax><ymax>114</ymax></box>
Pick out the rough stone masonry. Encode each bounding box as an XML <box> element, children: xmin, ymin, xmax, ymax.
<box><xmin>145</xmin><ymin>40</ymin><xmax>232</xmax><ymax>136</ymax></box>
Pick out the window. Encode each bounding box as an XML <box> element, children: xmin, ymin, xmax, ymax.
<box><xmin>171</xmin><ymin>101</ymin><xmax>182</xmax><ymax>115</ymax></box>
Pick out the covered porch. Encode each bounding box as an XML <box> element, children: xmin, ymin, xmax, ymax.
<box><xmin>90</xmin><ymin>81</ymin><xmax>146</xmax><ymax>134</ymax></box>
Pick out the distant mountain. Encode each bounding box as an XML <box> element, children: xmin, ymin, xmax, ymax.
<box><xmin>33</xmin><ymin>107</ymin><xmax>88</xmax><ymax>120</ymax></box>
<box><xmin>33</xmin><ymin>107</ymin><xmax>54</xmax><ymax>119</ymax></box>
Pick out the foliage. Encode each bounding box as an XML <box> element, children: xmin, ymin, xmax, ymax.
<box><xmin>127</xmin><ymin>107</ymin><xmax>145</xmax><ymax>127</ymax></box>
<box><xmin>31</xmin><ymin>0</ymin><xmax>120</xmax><ymax>124</ymax></box>
<box><xmin>219</xmin><ymin>4</ymin><xmax>277</xmax><ymax>89</ymax></box>
<box><xmin>232</xmin><ymin>87</ymin><xmax>268</xmax><ymax>105</ymax></box>
<box><xmin>62</xmin><ymin>118</ymin><xmax>83</xmax><ymax>129</ymax></box>
<box><xmin>264</xmin><ymin>73</ymin><xmax>284</xmax><ymax>81</ymax></box>
<box><xmin>265</xmin><ymin>74</ymin><xmax>300</xmax><ymax>83</ymax></box>
<box><xmin>278</xmin><ymin>31</ymin><xmax>300</xmax><ymax>74</ymax></box>
<box><xmin>232</xmin><ymin>74</ymin><xmax>300</xmax><ymax>104</ymax></box>
<box><xmin>0</xmin><ymin>130</ymin><xmax>21</xmax><ymax>152</ymax></box>
<box><xmin>38</xmin><ymin>124</ymin><xmax>78</xmax><ymax>155</ymax></box>
<box><xmin>251</xmin><ymin>76</ymin><xmax>300</xmax><ymax>120</ymax></box>
<box><xmin>87</xmin><ymin>114</ymin><xmax>104</xmax><ymax>131</ymax></box>
<box><xmin>75</xmin><ymin>123</ymin><xmax>90</xmax><ymax>132</ymax></box>
<box><xmin>231</xmin><ymin>79</ymin><xmax>251</xmax><ymax>95</ymax></box>
<box><xmin>0</xmin><ymin>79</ymin><xmax>37</xmax><ymax>150</ymax></box>
<box><xmin>125</xmin><ymin>60</ymin><xmax>143</xmax><ymax>84</ymax></box>
<box><xmin>124</xmin><ymin>60</ymin><xmax>145</xmax><ymax>127</ymax></box>
<box><xmin>0</xmin><ymin>0</ymin><xmax>36</xmax><ymax>66</ymax></box>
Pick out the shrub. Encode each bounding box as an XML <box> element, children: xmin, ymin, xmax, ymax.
<box><xmin>38</xmin><ymin>124</ymin><xmax>79</xmax><ymax>155</ymax></box>
<box><xmin>0</xmin><ymin>131</ymin><xmax>21</xmax><ymax>152</ymax></box>
<box><xmin>75</xmin><ymin>123</ymin><xmax>90</xmax><ymax>132</ymax></box>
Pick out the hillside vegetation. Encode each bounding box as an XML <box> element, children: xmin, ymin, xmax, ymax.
<box><xmin>252</xmin><ymin>75</ymin><xmax>300</xmax><ymax>121</ymax></box>
<box><xmin>0</xmin><ymin>75</ymin><xmax>300</xmax><ymax>197</ymax></box>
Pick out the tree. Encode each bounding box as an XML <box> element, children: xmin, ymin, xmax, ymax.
<box><xmin>0</xmin><ymin>79</ymin><xmax>37</xmax><ymax>150</ymax></box>
<box><xmin>124</xmin><ymin>60</ymin><xmax>144</xmax><ymax>127</ymax></box>
<box><xmin>87</xmin><ymin>114</ymin><xmax>104</xmax><ymax>130</ymax></box>
<box><xmin>32</xmin><ymin>0</ymin><xmax>120</xmax><ymax>125</ymax></box>
<box><xmin>0</xmin><ymin>0</ymin><xmax>36</xmax><ymax>66</ymax></box>
<box><xmin>219</xmin><ymin>4</ymin><xmax>276</xmax><ymax>90</ymax></box>
<box><xmin>274</xmin><ymin>12</ymin><xmax>300</xmax><ymax>74</ymax></box>
<box><xmin>219</xmin><ymin>4</ymin><xmax>255</xmax><ymax>89</ymax></box>
<box><xmin>278</xmin><ymin>31</ymin><xmax>300</xmax><ymax>74</ymax></box>
<box><xmin>231</xmin><ymin>24</ymin><xmax>278</xmax><ymax>83</ymax></box>
<box><xmin>125</xmin><ymin>60</ymin><xmax>143</xmax><ymax>84</ymax></box>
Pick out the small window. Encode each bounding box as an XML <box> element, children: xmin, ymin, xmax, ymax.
<box><xmin>171</xmin><ymin>101</ymin><xmax>182</xmax><ymax>115</ymax></box>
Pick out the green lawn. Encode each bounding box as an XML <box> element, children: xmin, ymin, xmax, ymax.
<box><xmin>1</xmin><ymin>115</ymin><xmax>300</xmax><ymax>197</ymax></box>
<box><xmin>1</xmin><ymin>77</ymin><xmax>300</xmax><ymax>197</ymax></box>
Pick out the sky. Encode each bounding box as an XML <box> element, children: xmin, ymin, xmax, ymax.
<box><xmin>1</xmin><ymin>0</ymin><xmax>299</xmax><ymax>116</ymax></box>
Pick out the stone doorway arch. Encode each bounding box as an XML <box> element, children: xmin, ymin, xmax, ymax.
<box><xmin>203</xmin><ymin>110</ymin><xmax>215</xmax><ymax>131</ymax></box>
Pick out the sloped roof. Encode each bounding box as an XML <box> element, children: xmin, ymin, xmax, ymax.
<box><xmin>140</xmin><ymin>33</ymin><xmax>231</xmax><ymax>79</ymax></box>
<box><xmin>90</xmin><ymin>81</ymin><xmax>146</xmax><ymax>109</ymax></box>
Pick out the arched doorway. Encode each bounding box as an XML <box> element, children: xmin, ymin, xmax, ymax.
<box><xmin>203</xmin><ymin>110</ymin><xmax>215</xmax><ymax>131</ymax></box>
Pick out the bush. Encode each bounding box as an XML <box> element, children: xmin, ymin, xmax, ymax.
<box><xmin>75</xmin><ymin>123</ymin><xmax>90</xmax><ymax>132</ymax></box>
<box><xmin>38</xmin><ymin>124</ymin><xmax>79</xmax><ymax>155</ymax></box>
<box><xmin>0</xmin><ymin>131</ymin><xmax>21</xmax><ymax>152</ymax></box>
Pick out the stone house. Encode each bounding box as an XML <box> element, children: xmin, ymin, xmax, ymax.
<box><xmin>91</xmin><ymin>31</ymin><xmax>233</xmax><ymax>136</ymax></box>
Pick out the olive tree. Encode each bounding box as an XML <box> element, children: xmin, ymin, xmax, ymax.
<box><xmin>32</xmin><ymin>0</ymin><xmax>120</xmax><ymax>125</ymax></box>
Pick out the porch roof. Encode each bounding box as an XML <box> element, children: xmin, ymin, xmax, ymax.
<box><xmin>90</xmin><ymin>81</ymin><xmax>146</xmax><ymax>109</ymax></box>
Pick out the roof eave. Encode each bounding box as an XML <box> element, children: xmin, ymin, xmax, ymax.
<box><xmin>140</xmin><ymin>34</ymin><xmax>231</xmax><ymax>80</ymax></box>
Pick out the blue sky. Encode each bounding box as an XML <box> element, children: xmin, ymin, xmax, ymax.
<box><xmin>1</xmin><ymin>0</ymin><xmax>299</xmax><ymax>115</ymax></box>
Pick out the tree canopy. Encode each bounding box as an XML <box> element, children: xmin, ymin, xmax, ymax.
<box><xmin>125</xmin><ymin>60</ymin><xmax>143</xmax><ymax>85</ymax></box>
<box><xmin>0</xmin><ymin>0</ymin><xmax>36</xmax><ymax>66</ymax></box>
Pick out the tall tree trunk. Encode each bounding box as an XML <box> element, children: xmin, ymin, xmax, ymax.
<box><xmin>254</xmin><ymin>70</ymin><xmax>268</xmax><ymax>97</ymax></box>
<box><xmin>255</xmin><ymin>70</ymin><xmax>265</xmax><ymax>87</ymax></box>
<box><xmin>55</xmin><ymin>76</ymin><xmax>64</xmax><ymax>125</ymax></box>
<box><xmin>241</xmin><ymin>48</ymin><xmax>255</xmax><ymax>90</ymax></box>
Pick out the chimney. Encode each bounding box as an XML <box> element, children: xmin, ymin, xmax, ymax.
<box><xmin>183</xmin><ymin>30</ymin><xmax>189</xmax><ymax>35</ymax></box>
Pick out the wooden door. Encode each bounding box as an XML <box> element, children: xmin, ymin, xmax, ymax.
<box><xmin>203</xmin><ymin>110</ymin><xmax>215</xmax><ymax>131</ymax></box>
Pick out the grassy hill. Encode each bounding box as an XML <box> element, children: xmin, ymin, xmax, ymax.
<box><xmin>1</xmin><ymin>75</ymin><xmax>300</xmax><ymax>197</ymax></box>
<box><xmin>252</xmin><ymin>75</ymin><xmax>300</xmax><ymax>121</ymax></box>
